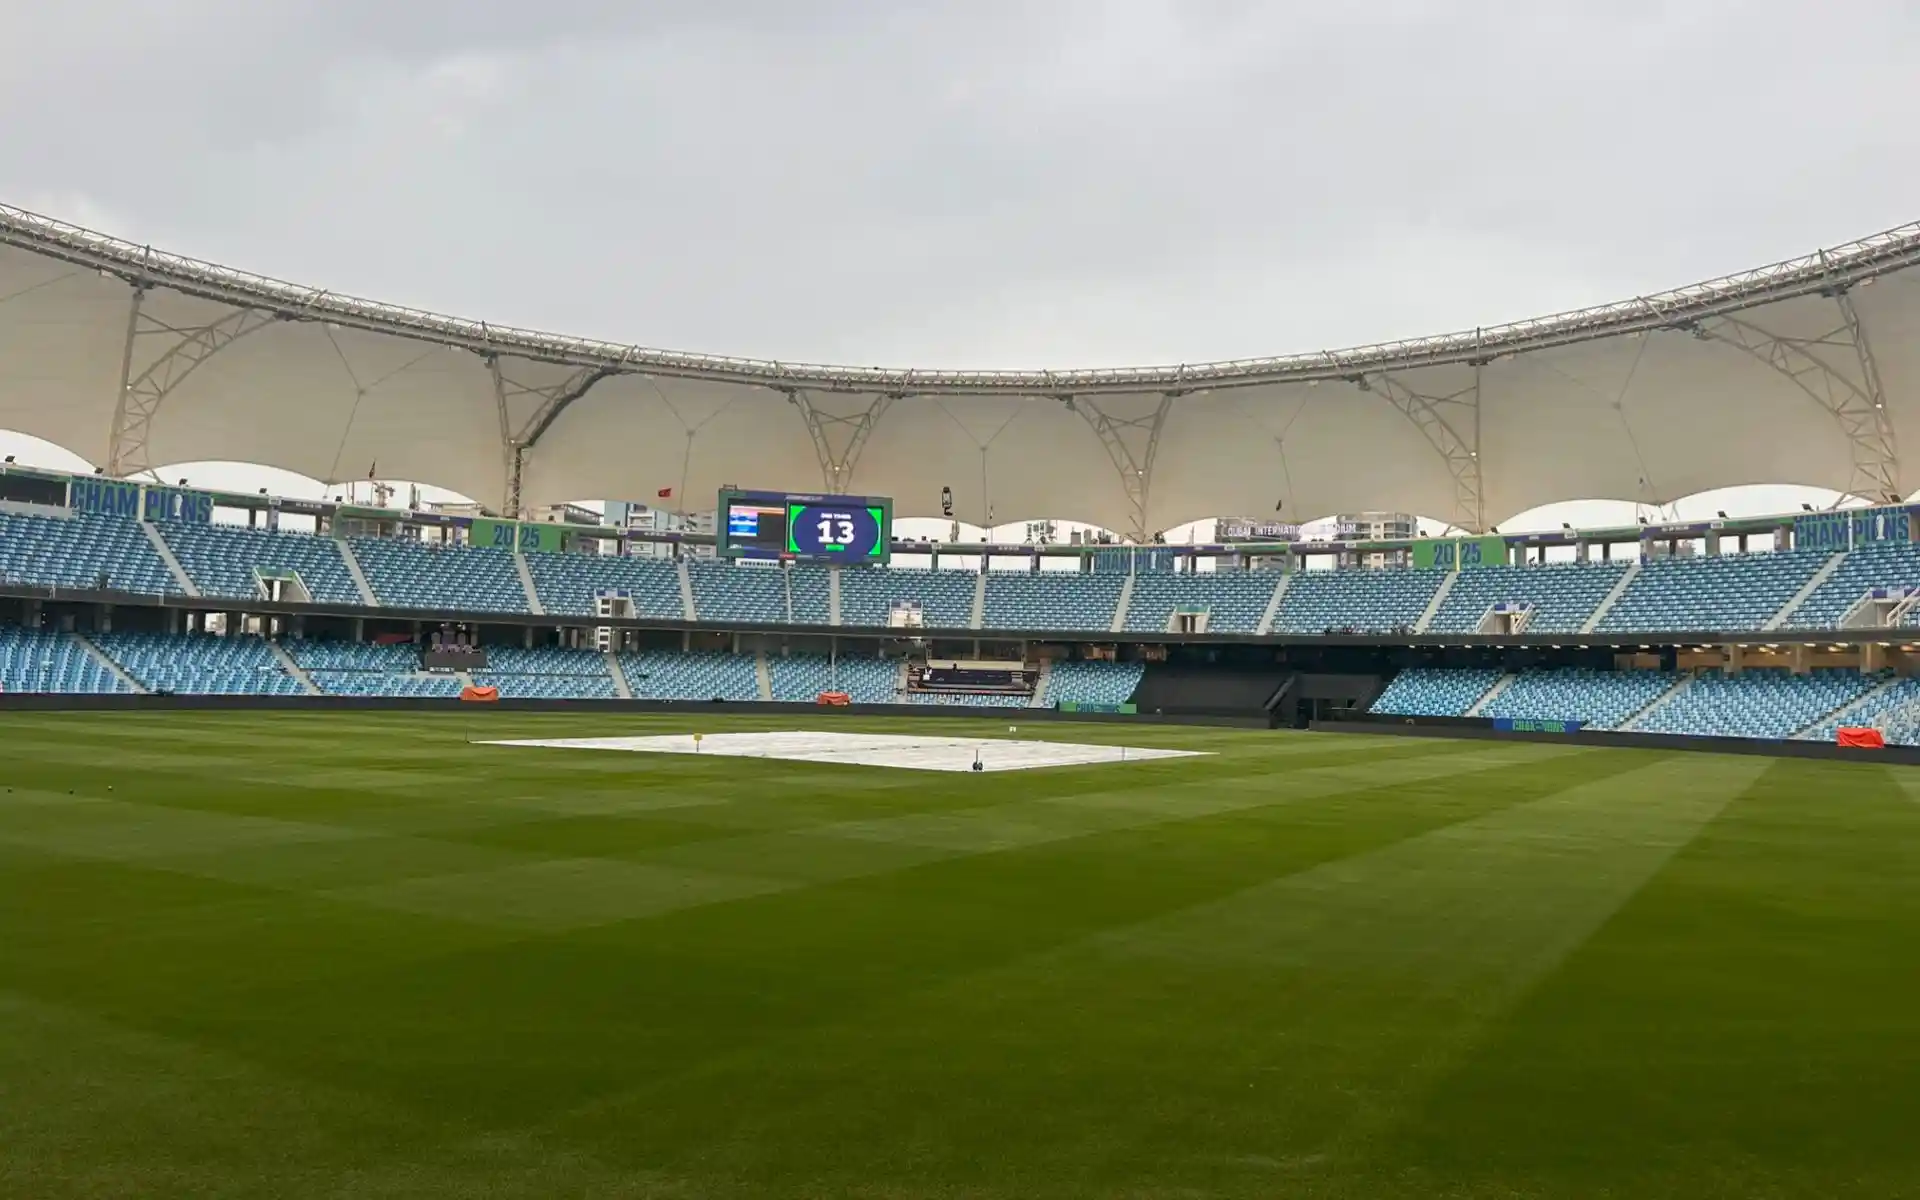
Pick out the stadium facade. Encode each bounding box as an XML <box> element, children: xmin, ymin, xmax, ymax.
<box><xmin>5</xmin><ymin>205</ymin><xmax>1920</xmax><ymax>540</ymax></box>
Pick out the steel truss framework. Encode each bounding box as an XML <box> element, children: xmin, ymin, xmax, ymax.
<box><xmin>1067</xmin><ymin>393</ymin><xmax>1175</xmax><ymax>542</ymax></box>
<box><xmin>1354</xmin><ymin>369</ymin><xmax>1485</xmax><ymax>533</ymax></box>
<box><xmin>785</xmin><ymin>389</ymin><xmax>897</xmax><ymax>494</ymax></box>
<box><xmin>9</xmin><ymin>202</ymin><xmax>1919</xmax><ymax>396</ymax></box>
<box><xmin>106</xmin><ymin>291</ymin><xmax>276</xmax><ymax>478</ymax></box>
<box><xmin>491</xmin><ymin>358</ymin><xmax>615</xmax><ymax>516</ymax></box>
<box><xmin>1685</xmin><ymin>287</ymin><xmax>1900</xmax><ymax>503</ymax></box>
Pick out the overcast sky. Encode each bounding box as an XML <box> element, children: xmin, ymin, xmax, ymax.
<box><xmin>4</xmin><ymin>0</ymin><xmax>1917</xmax><ymax>532</ymax></box>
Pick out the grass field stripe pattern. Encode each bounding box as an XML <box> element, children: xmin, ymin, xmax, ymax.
<box><xmin>5</xmin><ymin>715</ymin><xmax>1918</xmax><ymax>1196</ymax></box>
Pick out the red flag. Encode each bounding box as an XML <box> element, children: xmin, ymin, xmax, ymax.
<box><xmin>656</xmin><ymin>487</ymin><xmax>673</xmax><ymax>498</ymax></box>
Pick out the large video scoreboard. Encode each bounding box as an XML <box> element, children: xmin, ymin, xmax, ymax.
<box><xmin>716</xmin><ymin>489</ymin><xmax>892</xmax><ymax>565</ymax></box>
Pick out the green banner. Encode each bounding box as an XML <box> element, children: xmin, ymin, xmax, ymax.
<box><xmin>518</xmin><ymin>524</ymin><xmax>566</xmax><ymax>554</ymax></box>
<box><xmin>1413</xmin><ymin>536</ymin><xmax>1506</xmax><ymax>570</ymax></box>
<box><xmin>468</xmin><ymin>518</ymin><xmax>514</xmax><ymax>549</ymax></box>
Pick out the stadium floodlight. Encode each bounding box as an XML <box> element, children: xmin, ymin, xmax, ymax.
<box><xmin>2</xmin><ymin>455</ymin><xmax>11</xmax><ymax>463</ymax></box>
<box><xmin>1717</xmin><ymin>510</ymin><xmax>1728</xmax><ymax>519</ymax></box>
<box><xmin>1802</xmin><ymin>504</ymin><xmax>1815</xmax><ymax>512</ymax></box>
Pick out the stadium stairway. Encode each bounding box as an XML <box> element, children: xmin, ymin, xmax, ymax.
<box><xmin>339</xmin><ymin>541</ymin><xmax>379</xmax><ymax>605</ymax></box>
<box><xmin>1465</xmin><ymin>672</ymin><xmax>1514</xmax><ymax>716</ymax></box>
<box><xmin>754</xmin><ymin>652</ymin><xmax>774</xmax><ymax>701</ymax></box>
<box><xmin>828</xmin><ymin>567</ymin><xmax>842</xmax><ymax>626</ymax></box>
<box><xmin>1255</xmin><ymin>575</ymin><xmax>1291</xmax><ymax>635</ymax></box>
<box><xmin>606</xmin><ymin>652</ymin><xmax>634</xmax><ymax>699</ymax></box>
<box><xmin>1412</xmin><ymin>571</ymin><xmax>1457</xmax><ymax>633</ymax></box>
<box><xmin>1793</xmin><ymin>673</ymin><xmax>1908</xmax><ymax>739</ymax></box>
<box><xmin>1029</xmin><ymin>660</ymin><xmax>1053</xmax><ymax>707</ymax></box>
<box><xmin>677</xmin><ymin>560</ymin><xmax>697</xmax><ymax>621</ymax></box>
<box><xmin>513</xmin><ymin>548</ymin><xmax>545</xmax><ymax>615</ymax></box>
<box><xmin>1110</xmin><ymin>575</ymin><xmax>1135</xmax><ymax>633</ymax></box>
<box><xmin>71</xmin><ymin>632</ymin><xmax>147</xmax><ymax>694</ymax></box>
<box><xmin>970</xmin><ymin>573</ymin><xmax>987</xmax><ymax>630</ymax></box>
<box><xmin>269</xmin><ymin>642</ymin><xmax>323</xmax><ymax>695</ymax></box>
<box><xmin>1618</xmin><ymin>674</ymin><xmax>1694</xmax><ymax>731</ymax></box>
<box><xmin>1580</xmin><ymin>560</ymin><xmax>1640</xmax><ymax>633</ymax></box>
<box><xmin>139</xmin><ymin>521</ymin><xmax>201</xmax><ymax>597</ymax></box>
<box><xmin>1764</xmin><ymin>551</ymin><xmax>1846</xmax><ymax>630</ymax></box>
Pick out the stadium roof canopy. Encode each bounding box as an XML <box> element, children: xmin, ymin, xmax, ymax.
<box><xmin>4</xmin><ymin>202</ymin><xmax>1920</xmax><ymax>537</ymax></box>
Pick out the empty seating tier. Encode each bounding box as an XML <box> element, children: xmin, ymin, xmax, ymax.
<box><xmin>1046</xmin><ymin>660</ymin><xmax>1144</xmax><ymax>707</ymax></box>
<box><xmin>1599</xmin><ymin>551</ymin><xmax>1825</xmax><ymax>633</ymax></box>
<box><xmin>1123</xmin><ymin>572</ymin><xmax>1280</xmax><ymax>634</ymax></box>
<box><xmin>161</xmin><ymin>523</ymin><xmax>362</xmax><ymax>605</ymax></box>
<box><xmin>0</xmin><ymin>512</ymin><xmax>181</xmax><ymax>595</ymax></box>
<box><xmin>1425</xmin><ymin>563</ymin><xmax>1627</xmax><ymax>634</ymax></box>
<box><xmin>1479</xmin><ymin>668</ymin><xmax>1678</xmax><ymax>731</ymax></box>
<box><xmin>351</xmin><ymin>539</ymin><xmax>528</xmax><ymax>613</ymax></box>
<box><xmin>524</xmin><ymin>551</ymin><xmax>684</xmax><ymax>619</ymax></box>
<box><xmin>620</xmin><ymin>650</ymin><xmax>761</xmax><ymax>701</ymax></box>
<box><xmin>983</xmin><ymin>572</ymin><xmax>1125</xmax><ymax>632</ymax></box>
<box><xmin>839</xmin><ymin>567</ymin><xmax>976</xmax><ymax>629</ymax></box>
<box><xmin>1271</xmin><ymin>569</ymin><xmax>1441</xmax><ymax>635</ymax></box>
<box><xmin>1370</xmin><ymin>667</ymin><xmax>1504</xmax><ymax>717</ymax></box>
<box><xmin>92</xmin><ymin>632</ymin><xmax>304</xmax><ymax>696</ymax></box>
<box><xmin>0</xmin><ymin>627</ymin><xmax>129</xmax><ymax>694</ymax></box>
<box><xmin>1637</xmin><ymin>669</ymin><xmax>1876</xmax><ymax>740</ymax></box>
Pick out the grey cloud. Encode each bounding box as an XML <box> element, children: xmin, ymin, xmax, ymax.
<box><xmin>2</xmin><ymin>0</ymin><xmax>1918</xmax><ymax>368</ymax></box>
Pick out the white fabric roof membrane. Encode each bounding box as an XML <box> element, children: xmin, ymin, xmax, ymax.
<box><xmin>3</xmin><ymin>203</ymin><xmax>1919</xmax><ymax>534</ymax></box>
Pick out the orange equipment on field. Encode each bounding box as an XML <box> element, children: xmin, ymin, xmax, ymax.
<box><xmin>1837</xmin><ymin>727</ymin><xmax>1885</xmax><ymax>749</ymax></box>
<box><xmin>816</xmin><ymin>691</ymin><xmax>852</xmax><ymax>707</ymax></box>
<box><xmin>460</xmin><ymin>685</ymin><xmax>500</xmax><ymax>703</ymax></box>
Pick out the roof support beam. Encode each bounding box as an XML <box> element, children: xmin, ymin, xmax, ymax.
<box><xmin>1069</xmin><ymin>392</ymin><xmax>1174</xmax><ymax>542</ymax></box>
<box><xmin>1358</xmin><ymin>370</ymin><xmax>1484</xmax><ymax>533</ymax></box>
<box><xmin>785</xmin><ymin>389</ymin><xmax>896</xmax><ymax>494</ymax></box>
<box><xmin>106</xmin><ymin>289</ymin><xmax>275</xmax><ymax>478</ymax></box>
<box><xmin>491</xmin><ymin>358</ymin><xmax>614</xmax><ymax>516</ymax></box>
<box><xmin>1690</xmin><ymin>295</ymin><xmax>1900</xmax><ymax>503</ymax></box>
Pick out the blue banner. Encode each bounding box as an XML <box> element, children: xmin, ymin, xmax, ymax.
<box><xmin>142</xmin><ymin>486</ymin><xmax>213</xmax><ymax>524</ymax></box>
<box><xmin>70</xmin><ymin>478</ymin><xmax>141</xmax><ymax>518</ymax></box>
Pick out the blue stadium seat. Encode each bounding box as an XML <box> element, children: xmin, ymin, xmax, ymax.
<box><xmin>1637</xmin><ymin>669</ymin><xmax>1877</xmax><ymax>740</ymax></box>
<box><xmin>1046</xmin><ymin>660</ymin><xmax>1143</xmax><ymax>707</ymax></box>
<box><xmin>790</xmin><ymin>566</ymin><xmax>832</xmax><ymax>624</ymax></box>
<box><xmin>1370</xmin><ymin>667</ymin><xmax>1504</xmax><ymax>716</ymax></box>
<box><xmin>0</xmin><ymin>512</ymin><xmax>181</xmax><ymax>595</ymax></box>
<box><xmin>1786</xmin><ymin>544</ymin><xmax>1920</xmax><ymax>629</ymax></box>
<box><xmin>688</xmin><ymin>561</ymin><xmax>802</xmax><ymax>624</ymax></box>
<box><xmin>350</xmin><ymin>539</ymin><xmax>528</xmax><ymax>613</ymax></box>
<box><xmin>1270</xmin><ymin>568</ymin><xmax>1442</xmax><ymax>635</ymax></box>
<box><xmin>902</xmin><ymin>691</ymin><xmax>1029</xmax><ymax>708</ymax></box>
<box><xmin>523</xmin><ymin>550</ymin><xmax>685</xmax><ymax>619</ymax></box>
<box><xmin>983</xmin><ymin>572</ymin><xmax>1124</xmax><ymax>632</ymax></box>
<box><xmin>1425</xmin><ymin>562</ymin><xmax>1627</xmax><ymax>634</ymax></box>
<box><xmin>471</xmin><ymin>645</ymin><xmax>619</xmax><ymax>699</ymax></box>
<box><xmin>1798</xmin><ymin>675</ymin><xmax>1920</xmax><ymax>741</ymax></box>
<box><xmin>1122</xmin><ymin>572</ymin><xmax>1281</xmax><ymax>634</ymax></box>
<box><xmin>766</xmin><ymin>654</ymin><xmax>897</xmax><ymax>702</ymax></box>
<box><xmin>161</xmin><ymin>523</ymin><xmax>362</xmax><ymax>605</ymax></box>
<box><xmin>1599</xmin><ymin>551</ymin><xmax>1825</xmax><ymax>633</ymax></box>
<box><xmin>92</xmin><ymin>632</ymin><xmax>305</xmax><ymax>696</ymax></box>
<box><xmin>1481</xmin><ymin>668</ymin><xmax>1678</xmax><ymax>730</ymax></box>
<box><xmin>306</xmin><ymin>670</ymin><xmax>464</xmax><ymax>697</ymax></box>
<box><xmin>620</xmin><ymin>649</ymin><xmax>760</xmax><ymax>701</ymax></box>
<box><xmin>839</xmin><ymin>567</ymin><xmax>975</xmax><ymax>628</ymax></box>
<box><xmin>0</xmin><ymin>626</ymin><xmax>130</xmax><ymax>693</ymax></box>
<box><xmin>284</xmin><ymin>638</ymin><xmax>461</xmax><ymax>696</ymax></box>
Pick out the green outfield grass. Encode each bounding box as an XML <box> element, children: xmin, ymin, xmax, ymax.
<box><xmin>2</xmin><ymin>711</ymin><xmax>1917</xmax><ymax>1198</ymax></box>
